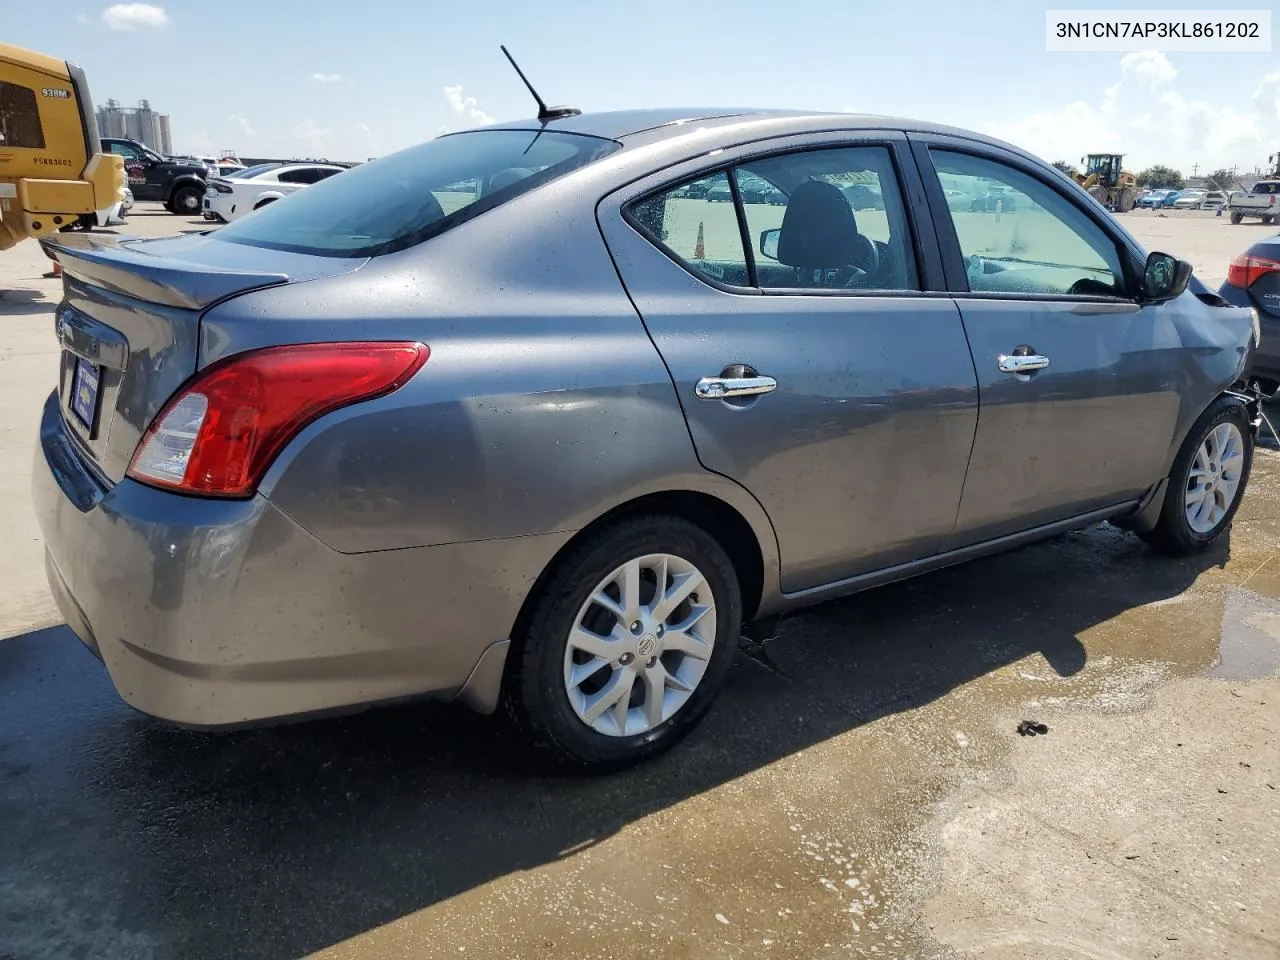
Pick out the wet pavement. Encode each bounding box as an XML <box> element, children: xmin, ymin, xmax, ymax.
<box><xmin>3</xmin><ymin>445</ymin><xmax>1279</xmax><ymax>960</ymax></box>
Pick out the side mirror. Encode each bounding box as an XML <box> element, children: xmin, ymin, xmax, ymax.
<box><xmin>1142</xmin><ymin>251</ymin><xmax>1192</xmax><ymax>302</ymax></box>
<box><xmin>760</xmin><ymin>228</ymin><xmax>780</xmax><ymax>261</ymax></box>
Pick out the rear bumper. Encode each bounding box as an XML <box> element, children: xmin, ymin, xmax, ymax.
<box><xmin>1218</xmin><ymin>282</ymin><xmax>1280</xmax><ymax>385</ymax></box>
<box><xmin>32</xmin><ymin>391</ymin><xmax>564</xmax><ymax>726</ymax></box>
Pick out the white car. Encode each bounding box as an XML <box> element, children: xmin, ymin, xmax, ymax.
<box><xmin>201</xmin><ymin>161</ymin><xmax>347</xmax><ymax>223</ymax></box>
<box><xmin>1172</xmin><ymin>189</ymin><xmax>1207</xmax><ymax>209</ymax></box>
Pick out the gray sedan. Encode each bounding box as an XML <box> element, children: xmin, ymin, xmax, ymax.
<box><xmin>37</xmin><ymin>108</ymin><xmax>1262</xmax><ymax>769</ymax></box>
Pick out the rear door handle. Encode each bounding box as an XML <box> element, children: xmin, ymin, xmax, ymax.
<box><xmin>997</xmin><ymin>353</ymin><xmax>1050</xmax><ymax>374</ymax></box>
<box><xmin>695</xmin><ymin>375</ymin><xmax>777</xmax><ymax>400</ymax></box>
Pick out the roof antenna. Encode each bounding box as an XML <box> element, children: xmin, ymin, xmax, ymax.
<box><xmin>500</xmin><ymin>45</ymin><xmax>581</xmax><ymax>122</ymax></box>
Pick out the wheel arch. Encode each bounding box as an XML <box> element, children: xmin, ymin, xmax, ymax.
<box><xmin>1118</xmin><ymin>387</ymin><xmax>1259</xmax><ymax>533</ymax></box>
<box><xmin>165</xmin><ymin>176</ymin><xmax>205</xmax><ymax>204</ymax></box>
<box><xmin>504</xmin><ymin>489</ymin><xmax>773</xmax><ymax>680</ymax></box>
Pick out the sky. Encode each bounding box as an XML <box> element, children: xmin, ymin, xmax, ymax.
<box><xmin>5</xmin><ymin>0</ymin><xmax>1279</xmax><ymax>175</ymax></box>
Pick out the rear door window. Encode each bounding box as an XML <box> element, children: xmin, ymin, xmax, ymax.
<box><xmin>277</xmin><ymin>168</ymin><xmax>320</xmax><ymax>185</ymax></box>
<box><xmin>0</xmin><ymin>81</ymin><xmax>44</xmax><ymax>149</ymax></box>
<box><xmin>736</xmin><ymin>146</ymin><xmax>919</xmax><ymax>292</ymax></box>
<box><xmin>627</xmin><ymin>171</ymin><xmax>750</xmax><ymax>286</ymax></box>
<box><xmin>213</xmin><ymin>129</ymin><xmax>620</xmax><ymax>258</ymax></box>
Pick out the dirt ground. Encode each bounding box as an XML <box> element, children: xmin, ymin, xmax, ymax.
<box><xmin>1</xmin><ymin>205</ymin><xmax>1278</xmax><ymax>960</ymax></box>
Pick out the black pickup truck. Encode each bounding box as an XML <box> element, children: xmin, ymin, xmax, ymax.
<box><xmin>101</xmin><ymin>138</ymin><xmax>209</xmax><ymax>216</ymax></box>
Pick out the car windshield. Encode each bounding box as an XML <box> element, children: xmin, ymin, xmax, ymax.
<box><xmin>213</xmin><ymin>129</ymin><xmax>621</xmax><ymax>258</ymax></box>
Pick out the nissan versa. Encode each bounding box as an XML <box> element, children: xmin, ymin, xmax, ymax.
<box><xmin>36</xmin><ymin>108</ymin><xmax>1262</xmax><ymax>769</ymax></box>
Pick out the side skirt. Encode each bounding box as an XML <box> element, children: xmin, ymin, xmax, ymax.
<box><xmin>776</xmin><ymin>500</ymin><xmax>1142</xmax><ymax>613</ymax></box>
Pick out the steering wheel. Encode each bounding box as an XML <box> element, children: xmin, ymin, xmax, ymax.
<box><xmin>1066</xmin><ymin>276</ymin><xmax>1118</xmax><ymax>297</ymax></box>
<box><xmin>850</xmin><ymin>235</ymin><xmax>880</xmax><ymax>281</ymax></box>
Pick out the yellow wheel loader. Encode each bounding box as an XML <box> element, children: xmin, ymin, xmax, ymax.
<box><xmin>1072</xmin><ymin>153</ymin><xmax>1138</xmax><ymax>213</ymax></box>
<box><xmin>1</xmin><ymin>42</ymin><xmax>126</xmax><ymax>252</ymax></box>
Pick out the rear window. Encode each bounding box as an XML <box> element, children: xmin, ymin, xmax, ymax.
<box><xmin>213</xmin><ymin>129</ymin><xmax>621</xmax><ymax>258</ymax></box>
<box><xmin>232</xmin><ymin>163</ymin><xmax>283</xmax><ymax>179</ymax></box>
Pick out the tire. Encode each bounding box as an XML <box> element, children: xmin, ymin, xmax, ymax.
<box><xmin>1117</xmin><ymin>187</ymin><xmax>1136</xmax><ymax>213</ymax></box>
<box><xmin>1264</xmin><ymin>215</ymin><xmax>1276</xmax><ymax>225</ymax></box>
<box><xmin>170</xmin><ymin>185</ymin><xmax>202</xmax><ymax>215</ymax></box>
<box><xmin>1230</xmin><ymin>211</ymin><xmax>1244</xmax><ymax>225</ymax></box>
<box><xmin>504</xmin><ymin>514</ymin><xmax>743</xmax><ymax>770</ymax></box>
<box><xmin>1140</xmin><ymin>396</ymin><xmax>1254</xmax><ymax>555</ymax></box>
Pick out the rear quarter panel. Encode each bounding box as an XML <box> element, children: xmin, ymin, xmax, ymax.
<box><xmin>201</xmin><ymin>174</ymin><xmax>781</xmax><ymax>574</ymax></box>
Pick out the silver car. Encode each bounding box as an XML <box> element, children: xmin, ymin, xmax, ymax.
<box><xmin>36</xmin><ymin>108</ymin><xmax>1262</xmax><ymax>769</ymax></box>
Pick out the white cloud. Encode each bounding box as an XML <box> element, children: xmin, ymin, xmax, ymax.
<box><xmin>292</xmin><ymin>119</ymin><xmax>334</xmax><ymax>158</ymax></box>
<box><xmin>312</xmin><ymin>73</ymin><xmax>342</xmax><ymax>84</ymax></box>
<box><xmin>185</xmin><ymin>131</ymin><xmax>215</xmax><ymax>156</ymax></box>
<box><xmin>229</xmin><ymin>113</ymin><xmax>256</xmax><ymax>140</ymax></box>
<box><xmin>101</xmin><ymin>3</ymin><xmax>169</xmax><ymax>29</ymax></box>
<box><xmin>986</xmin><ymin>52</ymin><xmax>1280</xmax><ymax>175</ymax></box>
<box><xmin>443</xmin><ymin>85</ymin><xmax>495</xmax><ymax>127</ymax></box>
<box><xmin>355</xmin><ymin>123</ymin><xmax>379</xmax><ymax>157</ymax></box>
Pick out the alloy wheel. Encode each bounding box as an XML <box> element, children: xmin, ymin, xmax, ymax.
<box><xmin>562</xmin><ymin>553</ymin><xmax>716</xmax><ymax>737</ymax></box>
<box><xmin>1185</xmin><ymin>421</ymin><xmax>1245</xmax><ymax>533</ymax></box>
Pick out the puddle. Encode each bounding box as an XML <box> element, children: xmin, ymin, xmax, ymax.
<box><xmin>1207</xmin><ymin>585</ymin><xmax>1280</xmax><ymax>680</ymax></box>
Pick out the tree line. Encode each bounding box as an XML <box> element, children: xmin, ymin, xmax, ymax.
<box><xmin>1049</xmin><ymin>160</ymin><xmax>1239</xmax><ymax>192</ymax></box>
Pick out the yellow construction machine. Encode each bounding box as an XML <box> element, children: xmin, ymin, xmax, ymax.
<box><xmin>1073</xmin><ymin>153</ymin><xmax>1138</xmax><ymax>212</ymax></box>
<box><xmin>0</xmin><ymin>42</ymin><xmax>125</xmax><ymax>251</ymax></box>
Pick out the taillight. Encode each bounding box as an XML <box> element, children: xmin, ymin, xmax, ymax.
<box><xmin>1227</xmin><ymin>254</ymin><xmax>1280</xmax><ymax>289</ymax></box>
<box><xmin>128</xmin><ymin>341</ymin><xmax>428</xmax><ymax>498</ymax></box>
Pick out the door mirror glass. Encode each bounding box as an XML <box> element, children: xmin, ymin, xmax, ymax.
<box><xmin>760</xmin><ymin>228</ymin><xmax>780</xmax><ymax>261</ymax></box>
<box><xmin>1142</xmin><ymin>251</ymin><xmax>1192</xmax><ymax>302</ymax></box>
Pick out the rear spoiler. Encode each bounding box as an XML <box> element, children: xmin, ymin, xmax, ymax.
<box><xmin>40</xmin><ymin>233</ymin><xmax>289</xmax><ymax>310</ymax></box>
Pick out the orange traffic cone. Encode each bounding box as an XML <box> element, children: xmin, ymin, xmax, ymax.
<box><xmin>42</xmin><ymin>260</ymin><xmax>62</xmax><ymax>280</ymax></box>
<box><xmin>694</xmin><ymin>221</ymin><xmax>705</xmax><ymax>259</ymax></box>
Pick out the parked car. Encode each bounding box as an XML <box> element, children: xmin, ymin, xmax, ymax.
<box><xmin>842</xmin><ymin>182</ymin><xmax>884</xmax><ymax>210</ymax></box>
<box><xmin>738</xmin><ymin>173</ymin><xmax>787</xmax><ymax>206</ymax></box>
<box><xmin>1201</xmin><ymin>190</ymin><xmax>1227</xmax><ymax>209</ymax></box>
<box><xmin>1227</xmin><ymin>180</ymin><xmax>1280</xmax><ymax>224</ymax></box>
<box><xmin>201</xmin><ymin>161</ymin><xmax>347</xmax><ymax>222</ymax></box>
<box><xmin>1172</xmin><ymin>189</ymin><xmax>1208</xmax><ymax>209</ymax></box>
<box><xmin>1138</xmin><ymin>189</ymin><xmax>1179</xmax><ymax>209</ymax></box>
<box><xmin>969</xmin><ymin>186</ymin><xmax>1017</xmax><ymax>212</ymax></box>
<box><xmin>102</xmin><ymin>137</ymin><xmax>208</xmax><ymax>215</ymax></box>
<box><xmin>38</xmin><ymin>108</ymin><xmax>1261</xmax><ymax>770</ymax></box>
<box><xmin>1219</xmin><ymin>236</ymin><xmax>1280</xmax><ymax>396</ymax></box>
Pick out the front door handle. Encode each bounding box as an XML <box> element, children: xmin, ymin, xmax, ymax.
<box><xmin>695</xmin><ymin>375</ymin><xmax>777</xmax><ymax>400</ymax></box>
<box><xmin>997</xmin><ymin>353</ymin><xmax>1050</xmax><ymax>374</ymax></box>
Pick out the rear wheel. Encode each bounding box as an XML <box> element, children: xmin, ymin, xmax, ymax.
<box><xmin>1117</xmin><ymin>187</ymin><xmax>1136</xmax><ymax>213</ymax></box>
<box><xmin>170</xmin><ymin>185</ymin><xmax>202</xmax><ymax>216</ymax></box>
<box><xmin>1230</xmin><ymin>211</ymin><xmax>1244</xmax><ymax>224</ymax></box>
<box><xmin>1140</xmin><ymin>396</ymin><xmax>1253</xmax><ymax>555</ymax></box>
<box><xmin>1264</xmin><ymin>215</ymin><xmax>1276</xmax><ymax>225</ymax></box>
<box><xmin>504</xmin><ymin>515</ymin><xmax>742</xmax><ymax>770</ymax></box>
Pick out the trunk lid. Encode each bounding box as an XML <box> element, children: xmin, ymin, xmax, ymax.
<box><xmin>43</xmin><ymin>231</ymin><xmax>364</xmax><ymax>484</ymax></box>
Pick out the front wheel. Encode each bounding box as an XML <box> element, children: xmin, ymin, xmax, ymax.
<box><xmin>504</xmin><ymin>515</ymin><xmax>742</xmax><ymax>770</ymax></box>
<box><xmin>1140</xmin><ymin>396</ymin><xmax>1253</xmax><ymax>555</ymax></box>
